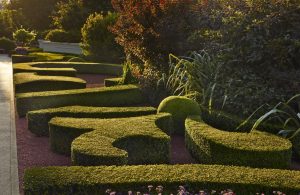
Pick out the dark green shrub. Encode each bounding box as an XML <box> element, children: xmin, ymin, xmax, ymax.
<box><xmin>49</xmin><ymin>114</ymin><xmax>171</xmax><ymax>165</ymax></box>
<box><xmin>0</xmin><ymin>37</ymin><xmax>16</xmax><ymax>52</ymax></box>
<box><xmin>27</xmin><ymin>106</ymin><xmax>156</xmax><ymax>136</ymax></box>
<box><xmin>185</xmin><ymin>116</ymin><xmax>292</xmax><ymax>169</ymax></box>
<box><xmin>14</xmin><ymin>73</ymin><xmax>86</xmax><ymax>93</ymax></box>
<box><xmin>81</xmin><ymin>12</ymin><xmax>123</xmax><ymax>63</ymax></box>
<box><xmin>157</xmin><ymin>96</ymin><xmax>201</xmax><ymax>135</ymax></box>
<box><xmin>13</xmin><ymin>28</ymin><xmax>36</xmax><ymax>46</ymax></box>
<box><xmin>45</xmin><ymin>29</ymin><xmax>81</xmax><ymax>43</ymax></box>
<box><xmin>0</xmin><ymin>9</ymin><xmax>26</xmax><ymax>38</ymax></box>
<box><xmin>16</xmin><ymin>85</ymin><xmax>146</xmax><ymax>116</ymax></box>
<box><xmin>13</xmin><ymin>62</ymin><xmax>122</xmax><ymax>76</ymax></box>
<box><xmin>51</xmin><ymin>0</ymin><xmax>112</xmax><ymax>33</ymax></box>
<box><xmin>24</xmin><ymin>164</ymin><xmax>300</xmax><ymax>194</ymax></box>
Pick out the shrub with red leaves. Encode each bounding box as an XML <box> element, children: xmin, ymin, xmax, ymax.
<box><xmin>110</xmin><ymin>0</ymin><xmax>200</xmax><ymax>72</ymax></box>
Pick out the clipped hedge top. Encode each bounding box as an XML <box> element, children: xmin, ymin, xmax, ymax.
<box><xmin>16</xmin><ymin>84</ymin><xmax>140</xmax><ymax>98</ymax></box>
<box><xmin>50</xmin><ymin>114</ymin><xmax>170</xmax><ymax>139</ymax></box>
<box><xmin>14</xmin><ymin>61</ymin><xmax>121</xmax><ymax>70</ymax></box>
<box><xmin>13</xmin><ymin>62</ymin><xmax>76</xmax><ymax>73</ymax></box>
<box><xmin>24</xmin><ymin>164</ymin><xmax>300</xmax><ymax>193</ymax></box>
<box><xmin>186</xmin><ymin>116</ymin><xmax>291</xmax><ymax>152</ymax></box>
<box><xmin>14</xmin><ymin>73</ymin><xmax>86</xmax><ymax>85</ymax></box>
<box><xmin>29</xmin><ymin>106</ymin><xmax>156</xmax><ymax>115</ymax></box>
<box><xmin>50</xmin><ymin>114</ymin><xmax>170</xmax><ymax>159</ymax></box>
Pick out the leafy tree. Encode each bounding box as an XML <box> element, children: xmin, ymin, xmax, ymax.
<box><xmin>81</xmin><ymin>12</ymin><xmax>123</xmax><ymax>62</ymax></box>
<box><xmin>6</xmin><ymin>0</ymin><xmax>62</xmax><ymax>31</ymax></box>
<box><xmin>110</xmin><ymin>0</ymin><xmax>198</xmax><ymax>72</ymax></box>
<box><xmin>52</xmin><ymin>0</ymin><xmax>112</xmax><ymax>32</ymax></box>
<box><xmin>0</xmin><ymin>8</ymin><xmax>26</xmax><ymax>38</ymax></box>
<box><xmin>13</xmin><ymin>28</ymin><xmax>36</xmax><ymax>46</ymax></box>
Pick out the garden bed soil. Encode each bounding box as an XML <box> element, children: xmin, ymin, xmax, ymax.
<box><xmin>77</xmin><ymin>74</ymin><xmax>117</xmax><ymax>88</ymax></box>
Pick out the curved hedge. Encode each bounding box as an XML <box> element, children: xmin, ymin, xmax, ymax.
<box><xmin>16</xmin><ymin>84</ymin><xmax>145</xmax><ymax>117</ymax></box>
<box><xmin>14</xmin><ymin>73</ymin><xmax>86</xmax><ymax>93</ymax></box>
<box><xmin>49</xmin><ymin>114</ymin><xmax>172</xmax><ymax>165</ymax></box>
<box><xmin>27</xmin><ymin>106</ymin><xmax>156</xmax><ymax>136</ymax></box>
<box><xmin>13</xmin><ymin>61</ymin><xmax>122</xmax><ymax>76</ymax></box>
<box><xmin>13</xmin><ymin>62</ymin><xmax>77</xmax><ymax>76</ymax></box>
<box><xmin>185</xmin><ymin>116</ymin><xmax>292</xmax><ymax>169</ymax></box>
<box><xmin>24</xmin><ymin>164</ymin><xmax>300</xmax><ymax>195</ymax></box>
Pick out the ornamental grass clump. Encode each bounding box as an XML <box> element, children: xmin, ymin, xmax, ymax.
<box><xmin>252</xmin><ymin>94</ymin><xmax>300</xmax><ymax>157</ymax></box>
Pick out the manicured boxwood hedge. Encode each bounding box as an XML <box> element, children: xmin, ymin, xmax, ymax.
<box><xmin>16</xmin><ymin>85</ymin><xmax>145</xmax><ymax>117</ymax></box>
<box><xmin>24</xmin><ymin>164</ymin><xmax>300</xmax><ymax>195</ymax></box>
<box><xmin>104</xmin><ymin>77</ymin><xmax>122</xmax><ymax>87</ymax></box>
<box><xmin>11</xmin><ymin>55</ymin><xmax>36</xmax><ymax>63</ymax></box>
<box><xmin>13</xmin><ymin>63</ymin><xmax>77</xmax><ymax>77</ymax></box>
<box><xmin>185</xmin><ymin>116</ymin><xmax>292</xmax><ymax>169</ymax></box>
<box><xmin>14</xmin><ymin>73</ymin><xmax>86</xmax><ymax>93</ymax></box>
<box><xmin>27</xmin><ymin>106</ymin><xmax>157</xmax><ymax>136</ymax></box>
<box><xmin>13</xmin><ymin>61</ymin><xmax>122</xmax><ymax>76</ymax></box>
<box><xmin>49</xmin><ymin>114</ymin><xmax>172</xmax><ymax>165</ymax></box>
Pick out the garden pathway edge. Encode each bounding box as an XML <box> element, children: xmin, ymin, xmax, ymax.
<box><xmin>0</xmin><ymin>54</ymin><xmax>19</xmax><ymax>195</ymax></box>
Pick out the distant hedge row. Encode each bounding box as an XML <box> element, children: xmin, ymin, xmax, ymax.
<box><xmin>49</xmin><ymin>114</ymin><xmax>172</xmax><ymax>165</ymax></box>
<box><xmin>16</xmin><ymin>85</ymin><xmax>145</xmax><ymax>116</ymax></box>
<box><xmin>14</xmin><ymin>73</ymin><xmax>86</xmax><ymax>93</ymax></box>
<box><xmin>24</xmin><ymin>164</ymin><xmax>300</xmax><ymax>194</ymax></box>
<box><xmin>13</xmin><ymin>61</ymin><xmax>122</xmax><ymax>76</ymax></box>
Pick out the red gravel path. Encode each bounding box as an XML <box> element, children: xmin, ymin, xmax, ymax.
<box><xmin>77</xmin><ymin>74</ymin><xmax>117</xmax><ymax>88</ymax></box>
<box><xmin>16</xmin><ymin>117</ymin><xmax>71</xmax><ymax>194</ymax></box>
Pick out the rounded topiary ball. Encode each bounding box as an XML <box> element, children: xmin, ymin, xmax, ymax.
<box><xmin>157</xmin><ymin>96</ymin><xmax>201</xmax><ymax>134</ymax></box>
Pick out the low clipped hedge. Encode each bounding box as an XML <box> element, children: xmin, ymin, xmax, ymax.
<box><xmin>13</xmin><ymin>61</ymin><xmax>122</xmax><ymax>76</ymax></box>
<box><xmin>16</xmin><ymin>85</ymin><xmax>145</xmax><ymax>117</ymax></box>
<box><xmin>24</xmin><ymin>164</ymin><xmax>300</xmax><ymax>194</ymax></box>
<box><xmin>27</xmin><ymin>106</ymin><xmax>156</xmax><ymax>136</ymax></box>
<box><xmin>104</xmin><ymin>77</ymin><xmax>122</xmax><ymax>87</ymax></box>
<box><xmin>13</xmin><ymin>63</ymin><xmax>77</xmax><ymax>77</ymax></box>
<box><xmin>11</xmin><ymin>55</ymin><xmax>36</xmax><ymax>63</ymax></box>
<box><xmin>14</xmin><ymin>73</ymin><xmax>86</xmax><ymax>93</ymax></box>
<box><xmin>49</xmin><ymin>114</ymin><xmax>172</xmax><ymax>165</ymax></box>
<box><xmin>185</xmin><ymin>116</ymin><xmax>292</xmax><ymax>169</ymax></box>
